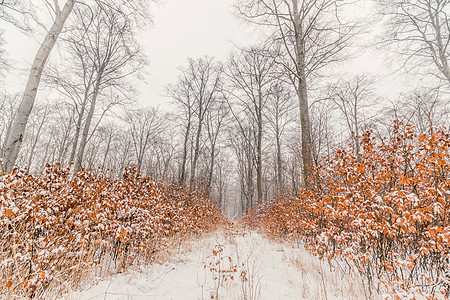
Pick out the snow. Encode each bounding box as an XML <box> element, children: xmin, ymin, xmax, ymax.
<box><xmin>65</xmin><ymin>229</ymin><xmax>372</xmax><ymax>300</ymax></box>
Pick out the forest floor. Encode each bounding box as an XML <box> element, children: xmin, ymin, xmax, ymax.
<box><xmin>64</xmin><ymin>228</ymin><xmax>379</xmax><ymax>300</ymax></box>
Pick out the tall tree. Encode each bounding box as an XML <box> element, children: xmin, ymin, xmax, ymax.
<box><xmin>228</xmin><ymin>123</ymin><xmax>256</xmax><ymax>212</ymax></box>
<box><xmin>237</xmin><ymin>0</ymin><xmax>359</xmax><ymax>186</ymax></box>
<box><xmin>266</xmin><ymin>82</ymin><xmax>296</xmax><ymax>194</ymax></box>
<box><xmin>226</xmin><ymin>46</ymin><xmax>277</xmax><ymax>204</ymax></box>
<box><xmin>166</xmin><ymin>70</ymin><xmax>195</xmax><ymax>186</ymax></box>
<box><xmin>70</xmin><ymin>5</ymin><xmax>145</xmax><ymax>174</ymax></box>
<box><xmin>205</xmin><ymin>101</ymin><xmax>229</xmax><ymax>195</ymax></box>
<box><xmin>167</xmin><ymin>57</ymin><xmax>223</xmax><ymax>188</ymax></box>
<box><xmin>1</xmin><ymin>0</ymin><xmax>75</xmax><ymax>172</ymax></box>
<box><xmin>0</xmin><ymin>0</ymin><xmax>150</xmax><ymax>173</ymax></box>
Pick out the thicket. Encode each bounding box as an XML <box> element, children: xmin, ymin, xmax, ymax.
<box><xmin>244</xmin><ymin>122</ymin><xmax>450</xmax><ymax>299</ymax></box>
<box><xmin>0</xmin><ymin>166</ymin><xmax>225</xmax><ymax>298</ymax></box>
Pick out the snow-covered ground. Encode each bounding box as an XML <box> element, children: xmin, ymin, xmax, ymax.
<box><xmin>65</xmin><ymin>229</ymin><xmax>374</xmax><ymax>300</ymax></box>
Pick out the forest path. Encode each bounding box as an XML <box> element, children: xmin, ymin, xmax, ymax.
<box><xmin>67</xmin><ymin>229</ymin><xmax>369</xmax><ymax>300</ymax></box>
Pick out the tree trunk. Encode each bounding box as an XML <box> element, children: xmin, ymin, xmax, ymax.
<box><xmin>189</xmin><ymin>118</ymin><xmax>203</xmax><ymax>188</ymax></box>
<box><xmin>27</xmin><ymin>111</ymin><xmax>47</xmax><ymax>171</ymax></box>
<box><xmin>247</xmin><ymin>157</ymin><xmax>253</xmax><ymax>210</ymax></box>
<box><xmin>101</xmin><ymin>131</ymin><xmax>113</xmax><ymax>170</ymax></box>
<box><xmin>1</xmin><ymin>0</ymin><xmax>75</xmax><ymax>172</ymax></box>
<box><xmin>179</xmin><ymin>117</ymin><xmax>191</xmax><ymax>185</ymax></box>
<box><xmin>292</xmin><ymin>0</ymin><xmax>314</xmax><ymax>187</ymax></box>
<box><xmin>246</xmin><ymin>128</ymin><xmax>253</xmax><ymax>209</ymax></box>
<box><xmin>275</xmin><ymin>122</ymin><xmax>283</xmax><ymax>194</ymax></box>
<box><xmin>73</xmin><ymin>69</ymin><xmax>102</xmax><ymax>174</ymax></box>
<box><xmin>56</xmin><ymin>110</ymin><xmax>75</xmax><ymax>165</ymax></box>
<box><xmin>69</xmin><ymin>82</ymin><xmax>92</xmax><ymax>165</ymax></box>
<box><xmin>256</xmin><ymin>99</ymin><xmax>263</xmax><ymax>204</ymax></box>
<box><xmin>206</xmin><ymin>146</ymin><xmax>215</xmax><ymax>195</ymax></box>
<box><xmin>353</xmin><ymin>101</ymin><xmax>361</xmax><ymax>161</ymax></box>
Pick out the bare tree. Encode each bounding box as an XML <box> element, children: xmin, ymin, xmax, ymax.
<box><xmin>266</xmin><ymin>82</ymin><xmax>296</xmax><ymax>194</ymax></box>
<box><xmin>1</xmin><ymin>0</ymin><xmax>76</xmax><ymax>172</ymax></box>
<box><xmin>213</xmin><ymin>151</ymin><xmax>234</xmax><ymax>211</ymax></box>
<box><xmin>51</xmin><ymin>103</ymin><xmax>75</xmax><ymax>165</ymax></box>
<box><xmin>382</xmin><ymin>86</ymin><xmax>450</xmax><ymax>134</ymax></box>
<box><xmin>327</xmin><ymin>75</ymin><xmax>377</xmax><ymax>159</ymax></box>
<box><xmin>226</xmin><ymin>46</ymin><xmax>277</xmax><ymax>204</ymax></box>
<box><xmin>43</xmin><ymin>64</ymin><xmax>86</xmax><ymax>165</ymax></box>
<box><xmin>69</xmin><ymin>5</ymin><xmax>145</xmax><ymax>174</ymax></box>
<box><xmin>309</xmin><ymin>101</ymin><xmax>336</xmax><ymax>168</ymax></box>
<box><xmin>188</xmin><ymin>58</ymin><xmax>223</xmax><ymax>189</ymax></box>
<box><xmin>167</xmin><ymin>57</ymin><xmax>223</xmax><ymax>188</ymax></box>
<box><xmin>24</xmin><ymin>103</ymin><xmax>51</xmax><ymax>170</ymax></box>
<box><xmin>228</xmin><ymin>123</ymin><xmax>256</xmax><ymax>212</ymax></box>
<box><xmin>237</xmin><ymin>0</ymin><xmax>360</xmax><ymax>186</ymax></box>
<box><xmin>378</xmin><ymin>0</ymin><xmax>450</xmax><ymax>83</ymax></box>
<box><xmin>205</xmin><ymin>101</ymin><xmax>229</xmax><ymax>195</ymax></box>
<box><xmin>1</xmin><ymin>0</ymin><xmax>151</xmax><ymax>172</ymax></box>
<box><xmin>126</xmin><ymin>107</ymin><xmax>166</xmax><ymax>170</ymax></box>
<box><xmin>166</xmin><ymin>70</ymin><xmax>195</xmax><ymax>185</ymax></box>
<box><xmin>147</xmin><ymin>124</ymin><xmax>178</xmax><ymax>181</ymax></box>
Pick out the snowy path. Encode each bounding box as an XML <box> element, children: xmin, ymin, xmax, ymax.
<box><xmin>66</xmin><ymin>230</ymin><xmax>371</xmax><ymax>300</ymax></box>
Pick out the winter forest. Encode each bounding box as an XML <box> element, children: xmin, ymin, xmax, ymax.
<box><xmin>1</xmin><ymin>0</ymin><xmax>450</xmax><ymax>299</ymax></box>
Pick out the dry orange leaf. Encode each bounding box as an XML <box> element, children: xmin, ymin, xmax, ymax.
<box><xmin>5</xmin><ymin>280</ymin><xmax>12</xmax><ymax>288</ymax></box>
<box><xmin>5</xmin><ymin>209</ymin><xmax>14</xmax><ymax>218</ymax></box>
<box><xmin>38</xmin><ymin>270</ymin><xmax>46</xmax><ymax>279</ymax></box>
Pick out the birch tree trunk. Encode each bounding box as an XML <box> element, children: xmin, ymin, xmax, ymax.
<box><xmin>1</xmin><ymin>0</ymin><xmax>75</xmax><ymax>172</ymax></box>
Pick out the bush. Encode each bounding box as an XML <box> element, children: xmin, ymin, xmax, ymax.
<box><xmin>0</xmin><ymin>166</ymin><xmax>225</xmax><ymax>298</ymax></box>
<box><xmin>245</xmin><ymin>122</ymin><xmax>450</xmax><ymax>298</ymax></box>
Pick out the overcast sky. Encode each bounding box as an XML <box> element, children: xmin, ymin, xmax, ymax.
<box><xmin>2</xmin><ymin>0</ymin><xmax>257</xmax><ymax>107</ymax></box>
<box><xmin>142</xmin><ymin>0</ymin><xmax>257</xmax><ymax>108</ymax></box>
<box><xmin>2</xmin><ymin>0</ymin><xmax>411</xmax><ymax>109</ymax></box>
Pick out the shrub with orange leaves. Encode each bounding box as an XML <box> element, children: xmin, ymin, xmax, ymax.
<box><xmin>246</xmin><ymin>121</ymin><xmax>450</xmax><ymax>298</ymax></box>
<box><xmin>0</xmin><ymin>166</ymin><xmax>226</xmax><ymax>298</ymax></box>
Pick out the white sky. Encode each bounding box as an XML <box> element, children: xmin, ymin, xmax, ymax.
<box><xmin>1</xmin><ymin>0</ymin><xmax>411</xmax><ymax>109</ymax></box>
<box><xmin>142</xmin><ymin>0</ymin><xmax>257</xmax><ymax>109</ymax></box>
<box><xmin>2</xmin><ymin>0</ymin><xmax>258</xmax><ymax>107</ymax></box>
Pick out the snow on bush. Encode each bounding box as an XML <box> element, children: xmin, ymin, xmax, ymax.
<box><xmin>0</xmin><ymin>166</ymin><xmax>226</xmax><ymax>298</ymax></box>
<box><xmin>243</xmin><ymin>122</ymin><xmax>450</xmax><ymax>299</ymax></box>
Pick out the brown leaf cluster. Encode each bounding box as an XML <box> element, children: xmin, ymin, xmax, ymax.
<box><xmin>0</xmin><ymin>166</ymin><xmax>226</xmax><ymax>298</ymax></box>
<box><xmin>243</xmin><ymin>121</ymin><xmax>450</xmax><ymax>299</ymax></box>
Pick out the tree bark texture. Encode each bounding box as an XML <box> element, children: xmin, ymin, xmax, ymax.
<box><xmin>1</xmin><ymin>0</ymin><xmax>75</xmax><ymax>172</ymax></box>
